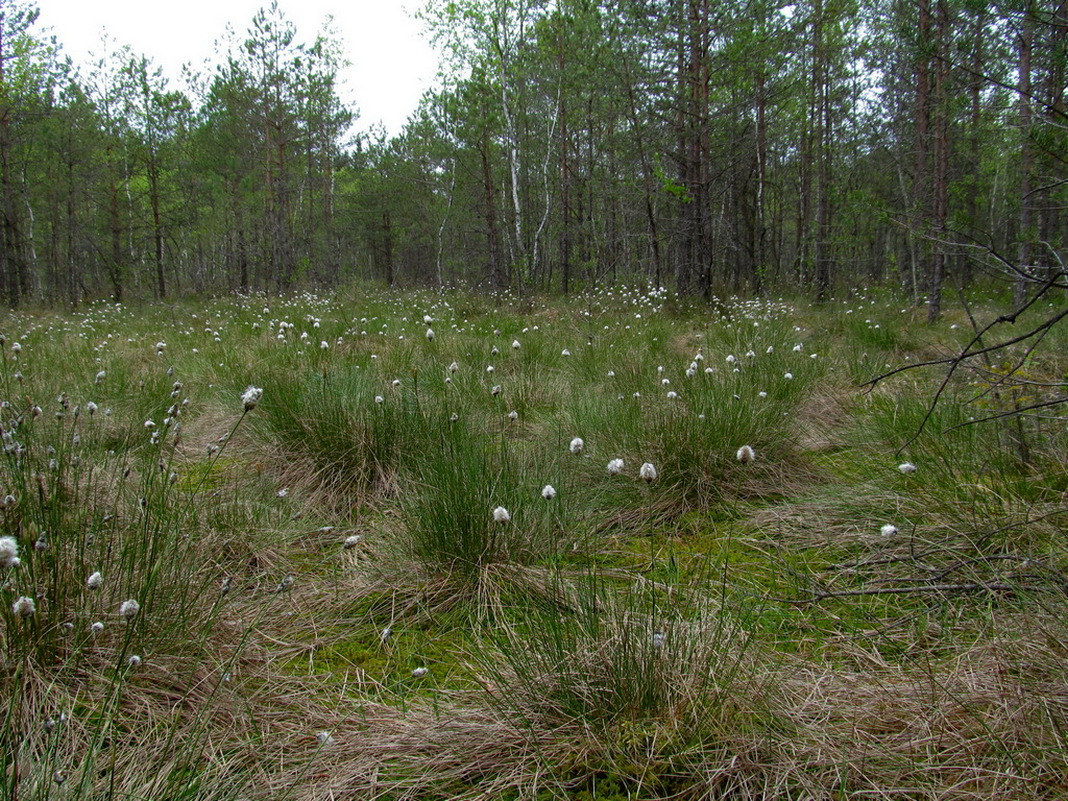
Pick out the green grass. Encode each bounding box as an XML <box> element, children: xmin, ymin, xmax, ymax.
<box><xmin>0</xmin><ymin>285</ymin><xmax>1066</xmax><ymax>800</ymax></box>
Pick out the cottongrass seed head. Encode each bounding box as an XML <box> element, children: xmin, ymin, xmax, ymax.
<box><xmin>880</xmin><ymin>523</ymin><xmax>899</xmax><ymax>537</ymax></box>
<box><xmin>569</xmin><ymin>437</ymin><xmax>585</xmax><ymax>454</ymax></box>
<box><xmin>607</xmin><ymin>458</ymin><xmax>624</xmax><ymax>475</ymax></box>
<box><xmin>242</xmin><ymin>386</ymin><xmax>263</xmax><ymax>412</ymax></box>
<box><xmin>898</xmin><ymin>461</ymin><xmax>917</xmax><ymax>474</ymax></box>
<box><xmin>120</xmin><ymin>599</ymin><xmax>141</xmax><ymax>620</ymax></box>
<box><xmin>87</xmin><ymin>571</ymin><xmax>103</xmax><ymax>589</ymax></box>
<box><xmin>315</xmin><ymin>731</ymin><xmax>336</xmax><ymax>747</ymax></box>
<box><xmin>640</xmin><ymin>462</ymin><xmax>658</xmax><ymax>482</ymax></box>
<box><xmin>0</xmin><ymin>535</ymin><xmax>18</xmax><ymax>568</ymax></box>
<box><xmin>736</xmin><ymin>444</ymin><xmax>757</xmax><ymax>463</ymax></box>
<box><xmin>541</xmin><ymin>485</ymin><xmax>557</xmax><ymax>500</ymax></box>
<box><xmin>493</xmin><ymin>505</ymin><xmax>511</xmax><ymax>523</ymax></box>
<box><xmin>12</xmin><ymin>595</ymin><xmax>35</xmax><ymax>617</ymax></box>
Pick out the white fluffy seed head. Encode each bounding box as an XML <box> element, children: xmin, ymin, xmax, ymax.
<box><xmin>606</xmin><ymin>458</ymin><xmax>624</xmax><ymax>475</ymax></box>
<box><xmin>569</xmin><ymin>437</ymin><xmax>584</xmax><ymax>454</ymax></box>
<box><xmin>0</xmin><ymin>535</ymin><xmax>18</xmax><ymax>568</ymax></box>
<box><xmin>541</xmin><ymin>485</ymin><xmax>556</xmax><ymax>500</ymax></box>
<box><xmin>735</xmin><ymin>445</ymin><xmax>757</xmax><ymax>463</ymax></box>
<box><xmin>492</xmin><ymin>506</ymin><xmax>511</xmax><ymax>523</ymax></box>
<box><xmin>12</xmin><ymin>596</ymin><xmax>35</xmax><ymax>617</ymax></box>
<box><xmin>639</xmin><ymin>462</ymin><xmax>657</xmax><ymax>482</ymax></box>
<box><xmin>119</xmin><ymin>599</ymin><xmax>140</xmax><ymax>620</ymax></box>
<box><xmin>241</xmin><ymin>386</ymin><xmax>263</xmax><ymax>411</ymax></box>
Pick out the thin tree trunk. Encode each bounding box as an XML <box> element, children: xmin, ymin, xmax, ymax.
<box><xmin>1016</xmin><ymin>3</ymin><xmax>1034</xmax><ymax>308</ymax></box>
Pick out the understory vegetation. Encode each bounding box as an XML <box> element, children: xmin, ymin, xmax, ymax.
<box><xmin>1</xmin><ymin>284</ymin><xmax>1066</xmax><ymax>800</ymax></box>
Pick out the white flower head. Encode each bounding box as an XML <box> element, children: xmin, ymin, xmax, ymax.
<box><xmin>0</xmin><ymin>535</ymin><xmax>18</xmax><ymax>568</ymax></box>
<box><xmin>492</xmin><ymin>506</ymin><xmax>511</xmax><ymax>523</ymax></box>
<box><xmin>511</xmin><ymin>339</ymin><xmax>521</xmax><ymax>350</ymax></box>
<box><xmin>607</xmin><ymin>458</ymin><xmax>624</xmax><ymax>475</ymax></box>
<box><xmin>425</xmin><ymin>328</ymin><xmax>435</xmax><ymax>342</ymax></box>
<box><xmin>880</xmin><ymin>523</ymin><xmax>898</xmax><ymax>537</ymax></box>
<box><xmin>12</xmin><ymin>596</ymin><xmax>35</xmax><ymax>617</ymax></box>
<box><xmin>898</xmin><ymin>461</ymin><xmax>917</xmax><ymax>474</ymax></box>
<box><xmin>374</xmin><ymin>395</ymin><xmax>384</xmax><ymax>404</ymax></box>
<box><xmin>651</xmin><ymin>631</ymin><xmax>666</xmax><ymax>649</ymax></box>
<box><xmin>448</xmin><ymin>361</ymin><xmax>459</xmax><ymax>373</ymax></box>
<box><xmin>507</xmin><ymin>410</ymin><xmax>518</xmax><ymax>421</ymax></box>
<box><xmin>91</xmin><ymin>621</ymin><xmax>104</xmax><ymax>634</ymax></box>
<box><xmin>119</xmin><ymin>599</ymin><xmax>140</xmax><ymax>621</ymax></box>
<box><xmin>561</xmin><ymin>348</ymin><xmax>571</xmax><ymax>357</ymax></box>
<box><xmin>411</xmin><ymin>666</ymin><xmax>429</xmax><ymax>678</ymax></box>
<box><xmin>491</xmin><ymin>385</ymin><xmax>501</xmax><ymax>396</ymax></box>
<box><xmin>735</xmin><ymin>445</ymin><xmax>757</xmax><ymax>463</ymax></box>
<box><xmin>639</xmin><ymin>462</ymin><xmax>658</xmax><ymax>482</ymax></box>
<box><xmin>95</xmin><ymin>370</ymin><xmax>106</xmax><ymax>383</ymax></box>
<box><xmin>343</xmin><ymin>535</ymin><xmax>362</xmax><ymax>549</ymax></box>
<box><xmin>541</xmin><ymin>485</ymin><xmax>556</xmax><ymax>500</ymax></box>
<box><xmin>569</xmin><ymin>437</ymin><xmax>585</xmax><ymax>455</ymax></box>
<box><xmin>316</xmin><ymin>731</ymin><xmax>336</xmax><ymax>746</ymax></box>
<box><xmin>126</xmin><ymin>655</ymin><xmax>142</xmax><ymax>668</ymax></box>
<box><xmin>87</xmin><ymin>571</ymin><xmax>103</xmax><ymax>589</ymax></box>
<box><xmin>242</xmin><ymin>386</ymin><xmax>263</xmax><ymax>411</ymax></box>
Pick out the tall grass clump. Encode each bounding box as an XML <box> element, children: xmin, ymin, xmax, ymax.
<box><xmin>563</xmin><ymin>331</ymin><xmax>825</xmax><ymax>517</ymax></box>
<box><xmin>249</xmin><ymin>362</ymin><xmax>437</xmax><ymax>504</ymax></box>
<box><xmin>0</xmin><ymin>346</ymin><xmax>262</xmax><ymax>800</ymax></box>
<box><xmin>393</xmin><ymin>418</ymin><xmax>566</xmax><ymax>593</ymax></box>
<box><xmin>468</xmin><ymin>571</ymin><xmax>788</xmax><ymax>795</ymax></box>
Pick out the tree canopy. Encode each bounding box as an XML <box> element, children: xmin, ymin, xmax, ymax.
<box><xmin>0</xmin><ymin>0</ymin><xmax>1063</xmax><ymax>307</ymax></box>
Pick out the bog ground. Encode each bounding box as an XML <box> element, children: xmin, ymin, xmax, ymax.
<box><xmin>1</xmin><ymin>285</ymin><xmax>1066</xmax><ymax>800</ymax></box>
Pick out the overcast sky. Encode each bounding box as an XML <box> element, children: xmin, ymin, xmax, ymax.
<box><xmin>35</xmin><ymin>0</ymin><xmax>440</xmax><ymax>136</ymax></box>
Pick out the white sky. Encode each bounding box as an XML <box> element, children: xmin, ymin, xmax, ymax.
<box><xmin>34</xmin><ymin>0</ymin><xmax>440</xmax><ymax>137</ymax></box>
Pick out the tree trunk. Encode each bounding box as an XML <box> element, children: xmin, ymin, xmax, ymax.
<box><xmin>927</xmin><ymin>0</ymin><xmax>950</xmax><ymax>323</ymax></box>
<box><xmin>1015</xmin><ymin>3</ymin><xmax>1034</xmax><ymax>308</ymax></box>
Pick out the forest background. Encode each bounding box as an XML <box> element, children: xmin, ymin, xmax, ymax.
<box><xmin>0</xmin><ymin>0</ymin><xmax>1063</xmax><ymax>313</ymax></box>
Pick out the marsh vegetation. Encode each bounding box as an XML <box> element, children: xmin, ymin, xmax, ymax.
<box><xmin>1</xmin><ymin>285</ymin><xmax>1066</xmax><ymax>799</ymax></box>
